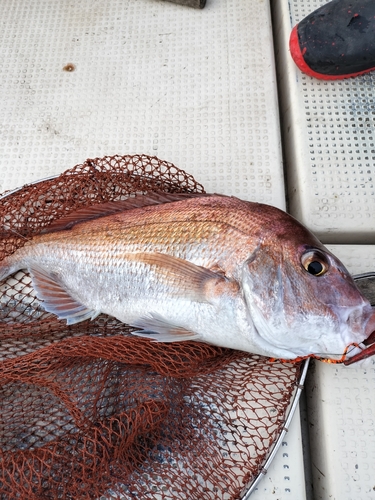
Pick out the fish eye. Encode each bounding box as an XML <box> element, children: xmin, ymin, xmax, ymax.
<box><xmin>301</xmin><ymin>250</ymin><xmax>329</xmax><ymax>277</ymax></box>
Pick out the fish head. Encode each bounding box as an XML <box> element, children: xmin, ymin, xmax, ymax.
<box><xmin>240</xmin><ymin>210</ymin><xmax>375</xmax><ymax>360</ymax></box>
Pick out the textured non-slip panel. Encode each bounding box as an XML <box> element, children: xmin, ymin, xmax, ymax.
<box><xmin>271</xmin><ymin>0</ymin><xmax>375</xmax><ymax>243</ymax></box>
<box><xmin>0</xmin><ymin>0</ymin><xmax>284</xmax><ymax>207</ymax></box>
<box><xmin>305</xmin><ymin>245</ymin><xmax>375</xmax><ymax>500</ymax></box>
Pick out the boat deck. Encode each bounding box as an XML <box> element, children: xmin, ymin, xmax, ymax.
<box><xmin>1</xmin><ymin>0</ymin><xmax>375</xmax><ymax>498</ymax></box>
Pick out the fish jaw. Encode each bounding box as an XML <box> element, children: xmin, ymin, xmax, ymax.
<box><xmin>343</xmin><ymin>307</ymin><xmax>375</xmax><ymax>365</ymax></box>
<box><xmin>314</xmin><ymin>301</ymin><xmax>375</xmax><ymax>361</ymax></box>
<box><xmin>241</xmin><ymin>290</ymin><xmax>367</xmax><ymax>361</ymax></box>
<box><xmin>331</xmin><ymin>302</ymin><xmax>375</xmax><ymax>346</ymax></box>
<box><xmin>241</xmin><ymin>290</ymin><xmax>337</xmax><ymax>359</ymax></box>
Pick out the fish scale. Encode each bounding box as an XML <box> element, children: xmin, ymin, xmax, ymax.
<box><xmin>36</xmin><ymin>218</ymin><xmax>251</xmax><ymax>276</ymax></box>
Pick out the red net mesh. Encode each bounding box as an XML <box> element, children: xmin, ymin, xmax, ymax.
<box><xmin>0</xmin><ymin>155</ymin><xmax>301</xmax><ymax>499</ymax></box>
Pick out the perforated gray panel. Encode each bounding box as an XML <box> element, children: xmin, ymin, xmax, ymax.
<box><xmin>272</xmin><ymin>0</ymin><xmax>375</xmax><ymax>243</ymax></box>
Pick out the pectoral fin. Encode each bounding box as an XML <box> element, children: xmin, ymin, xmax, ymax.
<box><xmin>29</xmin><ymin>265</ymin><xmax>100</xmax><ymax>325</ymax></box>
<box><xmin>131</xmin><ymin>313</ymin><xmax>201</xmax><ymax>342</ymax></box>
<box><xmin>130</xmin><ymin>252</ymin><xmax>237</xmax><ymax>303</ymax></box>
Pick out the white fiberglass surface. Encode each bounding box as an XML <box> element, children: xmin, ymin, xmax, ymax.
<box><xmin>0</xmin><ymin>0</ymin><xmax>284</xmax><ymax>207</ymax></box>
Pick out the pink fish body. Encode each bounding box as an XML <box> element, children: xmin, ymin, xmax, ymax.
<box><xmin>1</xmin><ymin>193</ymin><xmax>374</xmax><ymax>360</ymax></box>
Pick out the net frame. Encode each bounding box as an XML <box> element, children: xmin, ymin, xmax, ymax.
<box><xmin>0</xmin><ymin>155</ymin><xmax>305</xmax><ymax>499</ymax></box>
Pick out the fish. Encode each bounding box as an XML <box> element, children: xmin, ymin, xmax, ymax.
<box><xmin>1</xmin><ymin>192</ymin><xmax>374</xmax><ymax>361</ymax></box>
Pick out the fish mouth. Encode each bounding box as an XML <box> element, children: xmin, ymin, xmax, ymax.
<box><xmin>343</xmin><ymin>309</ymin><xmax>375</xmax><ymax>365</ymax></box>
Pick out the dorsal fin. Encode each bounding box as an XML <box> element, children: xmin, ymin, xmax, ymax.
<box><xmin>43</xmin><ymin>192</ymin><xmax>207</xmax><ymax>233</ymax></box>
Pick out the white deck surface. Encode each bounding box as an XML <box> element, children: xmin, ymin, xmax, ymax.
<box><xmin>0</xmin><ymin>0</ymin><xmax>304</xmax><ymax>498</ymax></box>
<box><xmin>1</xmin><ymin>0</ymin><xmax>375</xmax><ymax>498</ymax></box>
<box><xmin>0</xmin><ymin>0</ymin><xmax>284</xmax><ymax>206</ymax></box>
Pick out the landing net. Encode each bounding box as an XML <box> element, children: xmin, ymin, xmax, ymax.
<box><xmin>0</xmin><ymin>155</ymin><xmax>302</xmax><ymax>499</ymax></box>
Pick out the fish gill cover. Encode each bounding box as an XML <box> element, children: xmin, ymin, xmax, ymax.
<box><xmin>0</xmin><ymin>155</ymin><xmax>301</xmax><ymax>499</ymax></box>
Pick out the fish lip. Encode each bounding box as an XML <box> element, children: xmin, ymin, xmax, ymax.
<box><xmin>329</xmin><ymin>302</ymin><xmax>373</xmax><ymax>346</ymax></box>
<box><xmin>343</xmin><ymin>308</ymin><xmax>375</xmax><ymax>365</ymax></box>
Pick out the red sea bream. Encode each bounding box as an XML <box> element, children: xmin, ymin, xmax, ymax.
<box><xmin>1</xmin><ymin>193</ymin><xmax>374</xmax><ymax>361</ymax></box>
